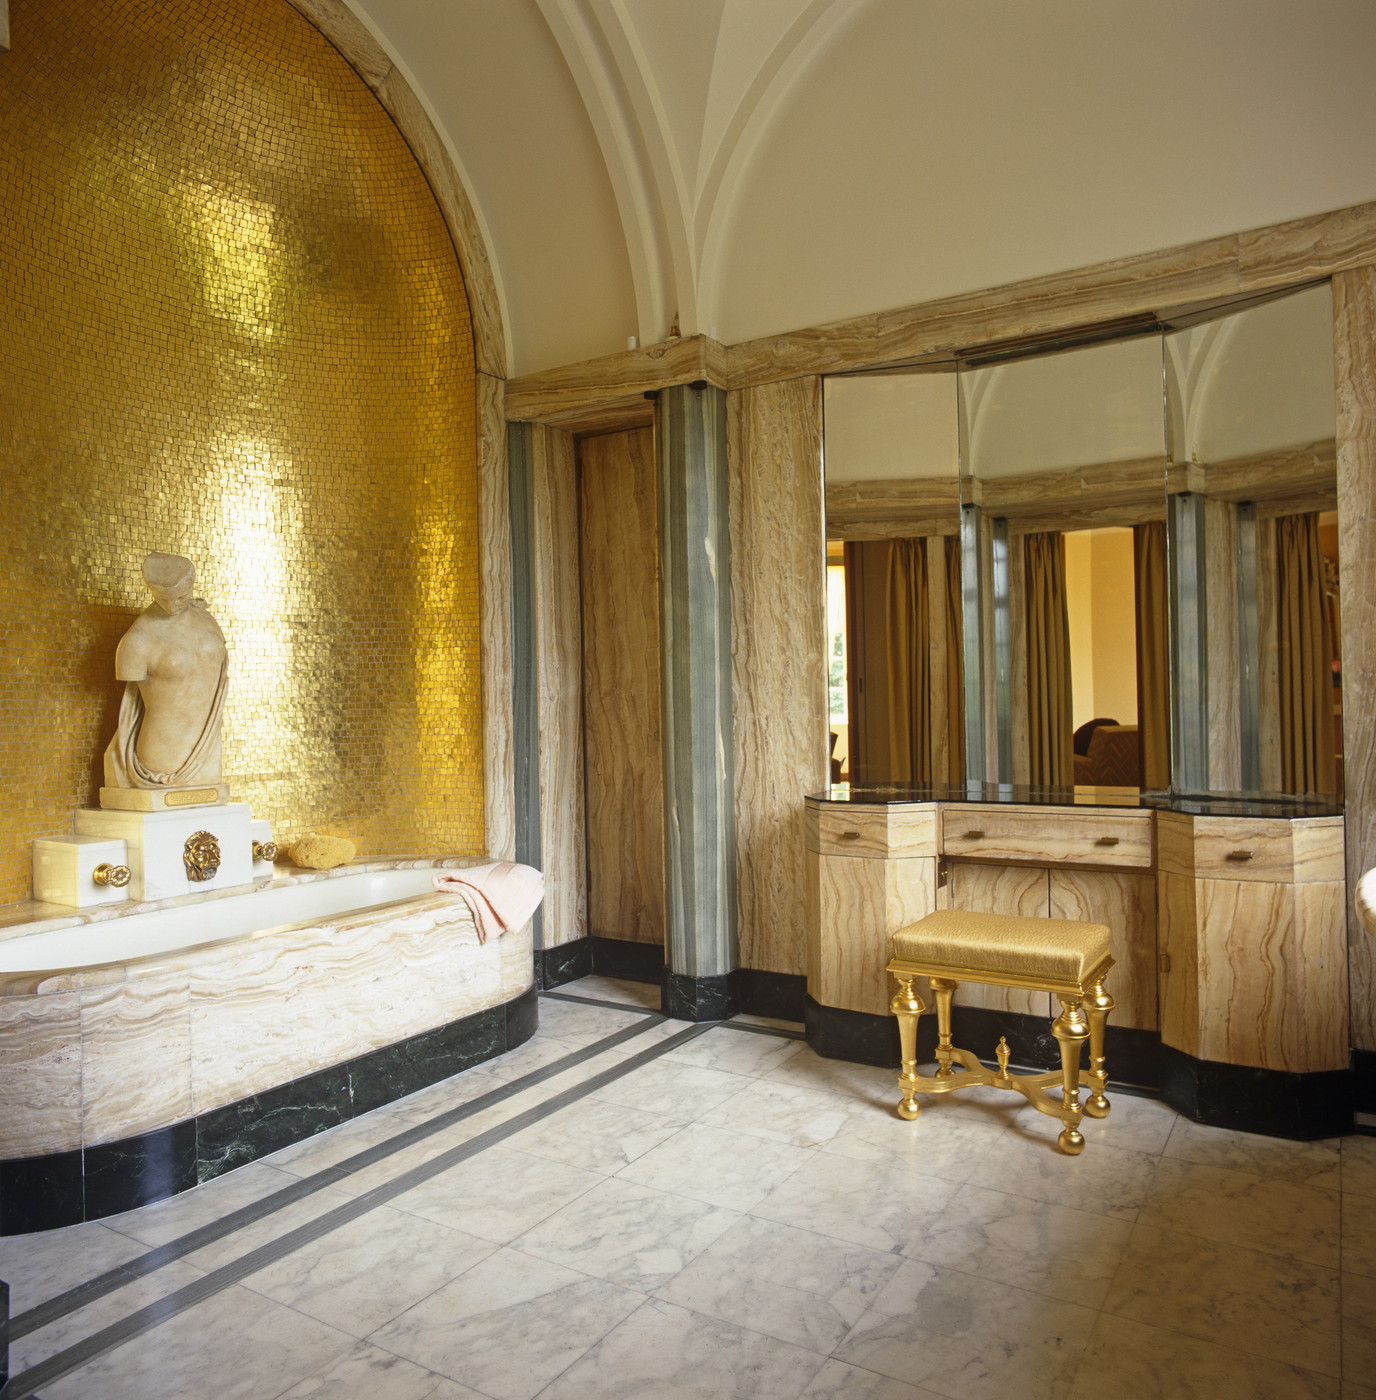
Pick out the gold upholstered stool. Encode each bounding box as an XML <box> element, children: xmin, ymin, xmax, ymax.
<box><xmin>886</xmin><ymin>910</ymin><xmax>1115</xmax><ymax>1154</ymax></box>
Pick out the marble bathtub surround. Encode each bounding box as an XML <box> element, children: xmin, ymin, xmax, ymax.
<box><xmin>0</xmin><ymin>980</ymin><xmax>1370</xmax><ymax>1400</ymax></box>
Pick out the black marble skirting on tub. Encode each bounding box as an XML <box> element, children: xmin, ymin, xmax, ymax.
<box><xmin>0</xmin><ymin>985</ymin><xmax>539</xmax><ymax>1236</ymax></box>
<box><xmin>806</xmin><ymin>997</ymin><xmax>1357</xmax><ymax>1140</ymax></box>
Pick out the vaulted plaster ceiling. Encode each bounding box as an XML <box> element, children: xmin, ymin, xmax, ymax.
<box><xmin>347</xmin><ymin>0</ymin><xmax>1376</xmax><ymax>377</ymax></box>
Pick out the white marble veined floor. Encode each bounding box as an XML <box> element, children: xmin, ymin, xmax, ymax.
<box><xmin>1</xmin><ymin>974</ymin><xmax>1373</xmax><ymax>1400</ymax></box>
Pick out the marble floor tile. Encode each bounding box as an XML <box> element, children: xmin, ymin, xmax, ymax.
<box><xmin>591</xmin><ymin>1057</ymin><xmax>755</xmax><ymax>1117</ymax></box>
<box><xmin>1015</xmin><ymin>1089</ymin><xmax>1179</xmax><ymax>1157</ymax></box>
<box><xmin>276</xmin><ymin>1340</ymin><xmax>489</xmax><ymax>1399</ymax></box>
<box><xmin>1102</xmin><ymin>1224</ymin><xmax>1341</xmax><ymax>1375</ymax></box>
<box><xmin>510</xmin><ymin>1094</ymin><xmax>688</xmax><ymax>1175</ymax></box>
<box><xmin>0</xmin><ymin>1219</ymin><xmax>147</xmax><ymax>1313</ymax></box>
<box><xmin>654</xmin><ymin>1214</ymin><xmax>904</xmax><ymax>1353</ymax></box>
<box><xmin>751</xmin><ymin>1150</ymin><xmax>959</xmax><ymax>1254</ymax></box>
<box><xmin>9</xmin><ymin>1258</ymin><xmax>207</xmax><ymax>1373</ymax></box>
<box><xmin>531</xmin><ymin>996</ymin><xmax>658</xmax><ymax>1045</ymax></box>
<box><xmin>1344</xmin><ymin>1197</ymin><xmax>1376</xmax><ymax>1278</ymax></box>
<box><xmin>965</xmin><ymin>1128</ymin><xmax>1159</xmax><ymax>1222</ymax></box>
<box><xmin>39</xmin><ymin>1282</ymin><xmax>356</xmax><ymax>1400</ymax></box>
<box><xmin>1072</xmin><ymin>1311</ymin><xmax>1340</xmax><ymax>1399</ymax></box>
<box><xmin>813</xmin><ymin>1096</ymin><xmax>1006</xmax><ymax>1184</ymax></box>
<box><xmin>1162</xmin><ymin>1115</ymin><xmax>1343</xmax><ymax>1187</ymax></box>
<box><xmin>660</xmin><ymin>1026</ymin><xmax>806</xmax><ymax>1078</ymax></box>
<box><xmin>180</xmin><ymin>1179</ymin><xmax>361</xmax><ymax>1271</ymax></box>
<box><xmin>617</xmin><ymin>1121</ymin><xmax>815</xmax><ymax>1211</ymax></box>
<box><xmin>797</xmin><ymin>1359</ymin><xmax>946</xmax><ymax>1400</ymax></box>
<box><xmin>1343</xmin><ymin>1135</ymin><xmax>1376</xmax><ymax>1198</ymax></box>
<box><xmin>240</xmin><ymin>1204</ymin><xmax>495</xmax><ymax>1336</ymax></box>
<box><xmin>1137</xmin><ymin>1157</ymin><xmax>1341</xmax><ymax>1267</ymax></box>
<box><xmin>536</xmin><ymin>1296</ymin><xmax>828</xmax><ymax>1400</ymax></box>
<box><xmin>102</xmin><ymin>1159</ymin><xmax>307</xmax><ymax>1249</ymax></box>
<box><xmin>369</xmin><ymin>1247</ymin><xmax>643</xmax><ymax>1400</ymax></box>
<box><xmin>264</xmin><ymin>1102</ymin><xmax>432</xmax><ymax>1177</ymax></box>
<box><xmin>699</xmin><ymin>1077</ymin><xmax>866</xmax><ymax>1150</ymax></box>
<box><xmin>512</xmin><ymin>1174</ymin><xmax>739</xmax><ymax>1291</ymax></box>
<box><xmin>835</xmin><ymin>1260</ymin><xmax>1095</xmax><ymax>1400</ymax></box>
<box><xmin>387</xmin><ymin>1143</ymin><xmax>604</xmax><ymax>1245</ymax></box>
<box><xmin>1343</xmin><ymin>1271</ymin><xmax>1376</xmax><ymax>1381</ymax></box>
<box><xmin>763</xmin><ymin>1047</ymin><xmax>929</xmax><ymax>1104</ymax></box>
<box><xmin>732</xmin><ymin>1013</ymin><xmax>806</xmax><ymax>1031</ymax></box>
<box><xmin>908</xmin><ymin>1183</ymin><xmax>1132</xmax><ymax>1308</ymax></box>
<box><xmin>558</xmin><ymin>975</ymin><xmax>661</xmax><ymax>1009</ymax></box>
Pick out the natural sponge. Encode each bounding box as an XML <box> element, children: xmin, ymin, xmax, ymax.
<box><xmin>286</xmin><ymin>834</ymin><xmax>356</xmax><ymax>870</ymax></box>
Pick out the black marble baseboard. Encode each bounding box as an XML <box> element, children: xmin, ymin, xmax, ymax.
<box><xmin>665</xmin><ymin>970</ymin><xmax>739</xmax><ymax>1021</ymax></box>
<box><xmin>536</xmin><ymin>938</ymin><xmax>592</xmax><ymax>988</ymax></box>
<box><xmin>0</xmin><ymin>985</ymin><xmax>539</xmax><ymax>1236</ymax></box>
<box><xmin>737</xmin><ymin>970</ymin><xmax>806</xmax><ymax>1023</ymax></box>
<box><xmin>805</xmin><ymin>997</ymin><xmax>1356</xmax><ymax>1140</ymax></box>
<box><xmin>590</xmin><ymin>936</ymin><xmax>665</xmax><ymax>986</ymax></box>
<box><xmin>1353</xmin><ymin>1049</ymin><xmax>1376</xmax><ymax>1116</ymax></box>
<box><xmin>1</xmin><ymin>1275</ymin><xmax>8</xmax><ymax>1395</ymax></box>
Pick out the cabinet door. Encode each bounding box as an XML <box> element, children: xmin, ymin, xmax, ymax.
<box><xmin>1049</xmin><ymin>869</ymin><xmax>1157</xmax><ymax>1030</ymax></box>
<box><xmin>946</xmin><ymin>863</ymin><xmax>1051</xmax><ymax>1016</ymax></box>
<box><xmin>1156</xmin><ymin>871</ymin><xmax>1199</xmax><ymax>1057</ymax></box>
<box><xmin>814</xmin><ymin>853</ymin><xmax>937</xmax><ymax>1017</ymax></box>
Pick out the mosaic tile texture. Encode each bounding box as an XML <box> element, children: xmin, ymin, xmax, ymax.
<box><xmin>0</xmin><ymin>0</ymin><xmax>483</xmax><ymax>903</ymax></box>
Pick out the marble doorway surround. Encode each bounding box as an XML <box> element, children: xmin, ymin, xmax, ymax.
<box><xmin>0</xmin><ymin>975</ymin><xmax>1370</xmax><ymax>1399</ymax></box>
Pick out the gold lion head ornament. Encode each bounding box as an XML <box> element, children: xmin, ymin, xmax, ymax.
<box><xmin>183</xmin><ymin>830</ymin><xmax>222</xmax><ymax>882</ymax></box>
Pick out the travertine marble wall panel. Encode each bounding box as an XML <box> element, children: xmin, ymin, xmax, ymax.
<box><xmin>534</xmin><ymin>426</ymin><xmax>588</xmax><ymax>948</ymax></box>
<box><xmin>480</xmin><ymin>373</ymin><xmax>516</xmax><ymax>863</ymax></box>
<box><xmin>0</xmin><ymin>992</ymin><xmax>82</xmax><ymax>1158</ymax></box>
<box><xmin>1336</xmin><ymin>266</ymin><xmax>1376</xmax><ymax>1052</ymax></box>
<box><xmin>729</xmin><ymin>379</ymin><xmax>828</xmax><ymax>975</ymax></box>
<box><xmin>579</xmin><ymin>429</ymin><xmax>665</xmax><ymax>945</ymax></box>
<box><xmin>0</xmin><ymin>0</ymin><xmax>484</xmax><ymax>905</ymax></box>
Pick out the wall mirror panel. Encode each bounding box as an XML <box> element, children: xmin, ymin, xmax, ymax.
<box><xmin>1162</xmin><ymin>283</ymin><xmax>1340</xmax><ymax>800</ymax></box>
<box><xmin>822</xmin><ymin>281</ymin><xmax>1341</xmax><ymax>807</ymax></box>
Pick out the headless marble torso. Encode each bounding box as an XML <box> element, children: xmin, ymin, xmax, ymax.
<box><xmin>105</xmin><ymin>585</ymin><xmax>229</xmax><ymax>788</ymax></box>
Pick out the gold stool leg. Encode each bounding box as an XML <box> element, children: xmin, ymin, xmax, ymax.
<box><xmin>891</xmin><ymin>975</ymin><xmax>925</xmax><ymax>1120</ymax></box>
<box><xmin>929</xmin><ymin>976</ymin><xmax>958</xmax><ymax>1078</ymax></box>
<box><xmin>1051</xmin><ymin>995</ymin><xmax>1089</xmax><ymax>1155</ymax></box>
<box><xmin>1083</xmin><ymin>976</ymin><xmax>1114</xmax><ymax>1119</ymax></box>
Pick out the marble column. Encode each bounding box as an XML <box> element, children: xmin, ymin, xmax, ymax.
<box><xmin>658</xmin><ymin>383</ymin><xmax>738</xmax><ymax>1019</ymax></box>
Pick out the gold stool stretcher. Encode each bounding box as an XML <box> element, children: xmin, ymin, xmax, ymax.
<box><xmin>886</xmin><ymin>911</ymin><xmax>1115</xmax><ymax>1156</ymax></box>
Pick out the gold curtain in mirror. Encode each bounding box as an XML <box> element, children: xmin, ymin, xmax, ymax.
<box><xmin>1133</xmin><ymin>522</ymin><xmax>1171</xmax><ymax>789</ymax></box>
<box><xmin>1276</xmin><ymin>513</ymin><xmax>1337</xmax><ymax>795</ymax></box>
<box><xmin>884</xmin><ymin>539</ymin><xmax>931</xmax><ymax>783</ymax></box>
<box><xmin>1024</xmin><ymin>532</ymin><xmax>1073</xmax><ymax>786</ymax></box>
<box><xmin>943</xmin><ymin>536</ymin><xmax>966</xmax><ymax>784</ymax></box>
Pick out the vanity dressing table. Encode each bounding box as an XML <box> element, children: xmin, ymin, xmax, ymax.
<box><xmin>805</xmin><ymin>784</ymin><xmax>1348</xmax><ymax>1138</ymax></box>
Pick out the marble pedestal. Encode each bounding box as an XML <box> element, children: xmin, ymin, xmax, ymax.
<box><xmin>76</xmin><ymin>803</ymin><xmax>255</xmax><ymax>902</ymax></box>
<box><xmin>99</xmin><ymin>783</ymin><xmax>230</xmax><ymax>812</ymax></box>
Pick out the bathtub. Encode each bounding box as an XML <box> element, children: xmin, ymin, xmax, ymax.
<box><xmin>0</xmin><ymin>860</ymin><xmax>536</xmax><ymax>1233</ymax></box>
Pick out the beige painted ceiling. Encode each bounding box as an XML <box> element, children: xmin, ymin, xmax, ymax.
<box><xmin>348</xmin><ymin>0</ymin><xmax>1376</xmax><ymax>377</ymax></box>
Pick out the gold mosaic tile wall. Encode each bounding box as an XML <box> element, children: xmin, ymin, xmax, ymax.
<box><xmin>0</xmin><ymin>0</ymin><xmax>483</xmax><ymax>904</ymax></box>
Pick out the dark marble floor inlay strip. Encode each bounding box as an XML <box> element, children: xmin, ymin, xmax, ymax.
<box><xmin>718</xmin><ymin>1021</ymin><xmax>805</xmax><ymax>1041</ymax></box>
<box><xmin>6</xmin><ymin>1020</ymin><xmax>714</xmax><ymax>1400</ymax></box>
<box><xmin>12</xmin><ymin>1008</ymin><xmax>666</xmax><ymax>1342</ymax></box>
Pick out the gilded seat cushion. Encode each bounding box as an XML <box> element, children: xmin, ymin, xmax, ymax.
<box><xmin>892</xmin><ymin>910</ymin><xmax>1110</xmax><ymax>983</ymax></box>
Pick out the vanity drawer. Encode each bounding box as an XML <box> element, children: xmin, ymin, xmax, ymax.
<box><xmin>809</xmin><ymin>804</ymin><xmax>938</xmax><ymax>858</ymax></box>
<box><xmin>1186</xmin><ymin>816</ymin><xmax>1344</xmax><ymax>883</ymax></box>
<box><xmin>938</xmin><ymin>806</ymin><xmax>1153</xmax><ymax>869</ymax></box>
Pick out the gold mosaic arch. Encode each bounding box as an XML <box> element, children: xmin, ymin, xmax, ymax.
<box><xmin>0</xmin><ymin>0</ymin><xmax>485</xmax><ymax>903</ymax></box>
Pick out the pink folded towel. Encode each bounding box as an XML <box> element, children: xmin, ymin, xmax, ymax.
<box><xmin>432</xmin><ymin>861</ymin><xmax>545</xmax><ymax>944</ymax></box>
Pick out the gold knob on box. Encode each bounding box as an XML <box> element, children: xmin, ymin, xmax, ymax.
<box><xmin>93</xmin><ymin>863</ymin><xmax>131</xmax><ymax>888</ymax></box>
<box><xmin>253</xmin><ymin>840</ymin><xmax>278</xmax><ymax>863</ymax></box>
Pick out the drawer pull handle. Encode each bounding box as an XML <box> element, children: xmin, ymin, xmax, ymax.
<box><xmin>963</xmin><ymin>829</ymin><xmax>985</xmax><ymax>840</ymax></box>
<box><xmin>839</xmin><ymin>831</ymin><xmax>861</xmax><ymax>841</ymax></box>
<box><xmin>1226</xmin><ymin>849</ymin><xmax>1254</xmax><ymax>862</ymax></box>
<box><xmin>1095</xmin><ymin>837</ymin><xmax>1120</xmax><ymax>847</ymax></box>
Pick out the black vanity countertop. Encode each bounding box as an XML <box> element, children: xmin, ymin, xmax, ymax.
<box><xmin>808</xmin><ymin>783</ymin><xmax>1343</xmax><ymax>820</ymax></box>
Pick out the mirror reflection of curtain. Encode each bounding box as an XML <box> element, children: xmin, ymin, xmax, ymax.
<box><xmin>1276</xmin><ymin>512</ymin><xmax>1337</xmax><ymax>795</ymax></box>
<box><xmin>943</xmin><ymin>536</ymin><xmax>965</xmax><ymax>784</ymax></box>
<box><xmin>884</xmin><ymin>538</ymin><xmax>931</xmax><ymax>783</ymax></box>
<box><xmin>1133</xmin><ymin>521</ymin><xmax>1171</xmax><ymax>789</ymax></box>
<box><xmin>1024</xmin><ymin>531</ymin><xmax>1073</xmax><ymax>786</ymax></box>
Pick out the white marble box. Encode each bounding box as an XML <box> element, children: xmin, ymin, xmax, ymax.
<box><xmin>32</xmin><ymin>835</ymin><xmax>132</xmax><ymax>909</ymax></box>
<box><xmin>75</xmin><ymin>803</ymin><xmax>255</xmax><ymax>902</ymax></box>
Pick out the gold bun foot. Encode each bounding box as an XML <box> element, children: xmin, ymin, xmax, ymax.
<box><xmin>1057</xmin><ymin>1127</ymin><xmax>1086</xmax><ymax>1155</ymax></box>
<box><xmin>896</xmin><ymin>1097</ymin><xmax>921</xmax><ymax>1121</ymax></box>
<box><xmin>1084</xmin><ymin>1092</ymin><xmax>1112</xmax><ymax>1119</ymax></box>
